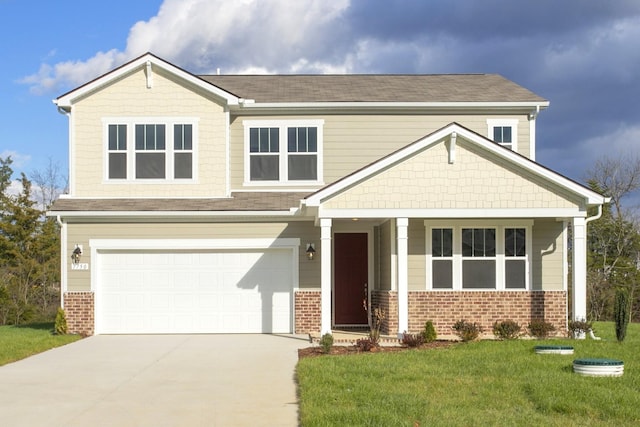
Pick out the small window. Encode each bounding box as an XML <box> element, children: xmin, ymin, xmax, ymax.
<box><xmin>108</xmin><ymin>124</ymin><xmax>127</xmax><ymax>179</ymax></box>
<box><xmin>135</xmin><ymin>124</ymin><xmax>166</xmax><ymax>179</ymax></box>
<box><xmin>431</xmin><ymin>228</ymin><xmax>453</xmax><ymax>289</ymax></box>
<box><xmin>244</xmin><ymin>120</ymin><xmax>323</xmax><ymax>185</ymax></box>
<box><xmin>487</xmin><ymin>119</ymin><xmax>518</xmax><ymax>151</ymax></box>
<box><xmin>505</xmin><ymin>228</ymin><xmax>526</xmax><ymax>289</ymax></box>
<box><xmin>462</xmin><ymin>228</ymin><xmax>496</xmax><ymax>289</ymax></box>
<box><xmin>174</xmin><ymin>124</ymin><xmax>193</xmax><ymax>179</ymax></box>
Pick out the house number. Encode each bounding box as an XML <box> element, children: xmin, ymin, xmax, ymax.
<box><xmin>71</xmin><ymin>263</ymin><xmax>89</xmax><ymax>271</ymax></box>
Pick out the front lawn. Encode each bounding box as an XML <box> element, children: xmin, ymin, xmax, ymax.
<box><xmin>297</xmin><ymin>322</ymin><xmax>639</xmax><ymax>426</ymax></box>
<box><xmin>0</xmin><ymin>323</ymin><xmax>82</xmax><ymax>366</ymax></box>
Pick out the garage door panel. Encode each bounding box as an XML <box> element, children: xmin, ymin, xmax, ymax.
<box><xmin>98</xmin><ymin>248</ymin><xmax>293</xmax><ymax>334</ymax></box>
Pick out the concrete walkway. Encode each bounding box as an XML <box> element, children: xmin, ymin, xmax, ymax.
<box><xmin>0</xmin><ymin>334</ymin><xmax>310</xmax><ymax>427</ymax></box>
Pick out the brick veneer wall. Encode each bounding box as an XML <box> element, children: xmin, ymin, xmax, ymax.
<box><xmin>295</xmin><ymin>290</ymin><xmax>321</xmax><ymax>333</ymax></box>
<box><xmin>63</xmin><ymin>292</ymin><xmax>95</xmax><ymax>336</ymax></box>
<box><xmin>408</xmin><ymin>290</ymin><xmax>567</xmax><ymax>337</ymax></box>
<box><xmin>371</xmin><ymin>290</ymin><xmax>398</xmax><ymax>335</ymax></box>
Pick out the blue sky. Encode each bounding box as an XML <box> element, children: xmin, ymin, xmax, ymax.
<box><xmin>2</xmin><ymin>0</ymin><xmax>640</xmax><ymax>196</ymax></box>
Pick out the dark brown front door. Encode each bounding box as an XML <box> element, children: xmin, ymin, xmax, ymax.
<box><xmin>334</xmin><ymin>233</ymin><xmax>368</xmax><ymax>325</ymax></box>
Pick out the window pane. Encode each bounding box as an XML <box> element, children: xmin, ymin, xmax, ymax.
<box><xmin>250</xmin><ymin>128</ymin><xmax>259</xmax><ymax>152</ymax></box>
<box><xmin>174</xmin><ymin>153</ymin><xmax>192</xmax><ymax>179</ymax></box>
<box><xmin>118</xmin><ymin>125</ymin><xmax>126</xmax><ymax>149</ymax></box>
<box><xmin>156</xmin><ymin>125</ymin><xmax>165</xmax><ymax>150</ymax></box>
<box><xmin>183</xmin><ymin>124</ymin><xmax>192</xmax><ymax>150</ymax></box>
<box><xmin>432</xmin><ymin>260</ymin><xmax>453</xmax><ymax>289</ymax></box>
<box><xmin>298</xmin><ymin>128</ymin><xmax>308</xmax><ymax>152</ymax></box>
<box><xmin>259</xmin><ymin>128</ymin><xmax>269</xmax><ymax>152</ymax></box>
<box><xmin>473</xmin><ymin>229</ymin><xmax>485</xmax><ymax>256</ymax></box>
<box><xmin>462</xmin><ymin>228</ymin><xmax>473</xmax><ymax>256</ymax></box>
<box><xmin>269</xmin><ymin>128</ymin><xmax>279</xmax><ymax>152</ymax></box>
<box><xmin>136</xmin><ymin>153</ymin><xmax>165</xmax><ymax>179</ymax></box>
<box><xmin>442</xmin><ymin>228</ymin><xmax>452</xmax><ymax>256</ymax></box>
<box><xmin>135</xmin><ymin>125</ymin><xmax>144</xmax><ymax>150</ymax></box>
<box><xmin>174</xmin><ymin>125</ymin><xmax>183</xmax><ymax>150</ymax></box>
<box><xmin>432</xmin><ymin>229</ymin><xmax>442</xmax><ymax>257</ymax></box>
<box><xmin>308</xmin><ymin>127</ymin><xmax>317</xmax><ymax>152</ymax></box>
<box><xmin>145</xmin><ymin>125</ymin><xmax>155</xmax><ymax>149</ymax></box>
<box><xmin>288</xmin><ymin>127</ymin><xmax>297</xmax><ymax>152</ymax></box>
<box><xmin>108</xmin><ymin>153</ymin><xmax>127</xmax><ymax>179</ymax></box>
<box><xmin>463</xmin><ymin>260</ymin><xmax>496</xmax><ymax>288</ymax></box>
<box><xmin>250</xmin><ymin>155</ymin><xmax>279</xmax><ymax>180</ymax></box>
<box><xmin>502</xmin><ymin>126</ymin><xmax>512</xmax><ymax>143</ymax></box>
<box><xmin>485</xmin><ymin>228</ymin><xmax>496</xmax><ymax>256</ymax></box>
<box><xmin>288</xmin><ymin>155</ymin><xmax>317</xmax><ymax>180</ymax></box>
<box><xmin>108</xmin><ymin>125</ymin><xmax>117</xmax><ymax>150</ymax></box>
<box><xmin>506</xmin><ymin>260</ymin><xmax>526</xmax><ymax>289</ymax></box>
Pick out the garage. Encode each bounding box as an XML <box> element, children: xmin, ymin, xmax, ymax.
<box><xmin>95</xmin><ymin>245</ymin><xmax>295</xmax><ymax>334</ymax></box>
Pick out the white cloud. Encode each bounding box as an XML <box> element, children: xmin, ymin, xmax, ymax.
<box><xmin>0</xmin><ymin>150</ymin><xmax>31</xmax><ymax>169</ymax></box>
<box><xmin>20</xmin><ymin>0</ymin><xmax>351</xmax><ymax>94</ymax></box>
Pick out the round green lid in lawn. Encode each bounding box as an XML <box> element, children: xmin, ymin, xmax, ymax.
<box><xmin>535</xmin><ymin>345</ymin><xmax>574</xmax><ymax>350</ymax></box>
<box><xmin>574</xmin><ymin>358</ymin><xmax>623</xmax><ymax>366</ymax></box>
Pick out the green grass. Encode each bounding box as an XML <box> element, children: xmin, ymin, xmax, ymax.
<box><xmin>0</xmin><ymin>322</ymin><xmax>82</xmax><ymax>366</ymax></box>
<box><xmin>297</xmin><ymin>322</ymin><xmax>640</xmax><ymax>426</ymax></box>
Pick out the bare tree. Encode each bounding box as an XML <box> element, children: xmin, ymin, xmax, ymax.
<box><xmin>30</xmin><ymin>157</ymin><xmax>68</xmax><ymax>211</ymax></box>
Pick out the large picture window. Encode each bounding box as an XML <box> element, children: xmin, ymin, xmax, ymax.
<box><xmin>426</xmin><ymin>222</ymin><xmax>530</xmax><ymax>290</ymax></box>
<box><xmin>104</xmin><ymin>119</ymin><xmax>197</xmax><ymax>182</ymax></box>
<box><xmin>244</xmin><ymin>120</ymin><xmax>323</xmax><ymax>185</ymax></box>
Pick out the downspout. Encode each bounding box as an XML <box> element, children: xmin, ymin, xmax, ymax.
<box><xmin>57</xmin><ymin>215</ymin><xmax>67</xmax><ymax>309</ymax></box>
<box><xmin>582</xmin><ymin>203</ymin><xmax>604</xmax><ymax>339</ymax></box>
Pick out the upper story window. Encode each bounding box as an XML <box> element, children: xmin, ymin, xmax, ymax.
<box><xmin>244</xmin><ymin>120</ymin><xmax>323</xmax><ymax>185</ymax></box>
<box><xmin>487</xmin><ymin>119</ymin><xmax>518</xmax><ymax>151</ymax></box>
<box><xmin>104</xmin><ymin>119</ymin><xmax>197</xmax><ymax>182</ymax></box>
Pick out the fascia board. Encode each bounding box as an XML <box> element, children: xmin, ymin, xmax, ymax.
<box><xmin>236</xmin><ymin>101</ymin><xmax>550</xmax><ymax>113</ymax></box>
<box><xmin>55</xmin><ymin>53</ymin><xmax>239</xmax><ymax>108</ymax></box>
<box><xmin>318</xmin><ymin>207</ymin><xmax>587</xmax><ymax>219</ymax></box>
<box><xmin>46</xmin><ymin>210</ymin><xmax>300</xmax><ymax>220</ymax></box>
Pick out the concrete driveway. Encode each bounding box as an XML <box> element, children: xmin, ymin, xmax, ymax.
<box><xmin>0</xmin><ymin>334</ymin><xmax>310</xmax><ymax>427</ymax></box>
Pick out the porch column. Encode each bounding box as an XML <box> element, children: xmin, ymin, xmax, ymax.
<box><xmin>572</xmin><ymin>217</ymin><xmax>587</xmax><ymax>327</ymax></box>
<box><xmin>397</xmin><ymin>218</ymin><xmax>409</xmax><ymax>337</ymax></box>
<box><xmin>320</xmin><ymin>218</ymin><xmax>332</xmax><ymax>335</ymax></box>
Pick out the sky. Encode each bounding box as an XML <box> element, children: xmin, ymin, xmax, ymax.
<box><xmin>1</xmin><ymin>0</ymin><xmax>640</xmax><ymax>196</ymax></box>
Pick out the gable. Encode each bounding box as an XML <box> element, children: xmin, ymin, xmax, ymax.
<box><xmin>306</xmin><ymin>123</ymin><xmax>606</xmax><ymax>215</ymax></box>
<box><xmin>322</xmin><ymin>137</ymin><xmax>582</xmax><ymax>211</ymax></box>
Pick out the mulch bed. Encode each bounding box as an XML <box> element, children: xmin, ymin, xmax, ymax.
<box><xmin>298</xmin><ymin>340</ymin><xmax>456</xmax><ymax>359</ymax></box>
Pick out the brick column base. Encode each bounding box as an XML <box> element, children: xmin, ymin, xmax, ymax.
<box><xmin>63</xmin><ymin>292</ymin><xmax>95</xmax><ymax>336</ymax></box>
<box><xmin>371</xmin><ymin>290</ymin><xmax>398</xmax><ymax>335</ymax></box>
<box><xmin>295</xmin><ymin>290</ymin><xmax>321</xmax><ymax>333</ymax></box>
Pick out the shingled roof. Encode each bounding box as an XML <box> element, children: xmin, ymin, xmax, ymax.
<box><xmin>49</xmin><ymin>192</ymin><xmax>308</xmax><ymax>213</ymax></box>
<box><xmin>200</xmin><ymin>74</ymin><xmax>547</xmax><ymax>104</ymax></box>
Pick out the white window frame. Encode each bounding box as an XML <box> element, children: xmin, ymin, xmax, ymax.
<box><xmin>487</xmin><ymin>119</ymin><xmax>519</xmax><ymax>152</ymax></box>
<box><xmin>102</xmin><ymin>117</ymin><xmax>199</xmax><ymax>183</ymax></box>
<box><xmin>425</xmin><ymin>220</ymin><xmax>532</xmax><ymax>291</ymax></box>
<box><xmin>243</xmin><ymin>119</ymin><xmax>324</xmax><ymax>186</ymax></box>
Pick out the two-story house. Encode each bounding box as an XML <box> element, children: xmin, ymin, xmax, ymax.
<box><xmin>49</xmin><ymin>53</ymin><xmax>606</xmax><ymax>337</ymax></box>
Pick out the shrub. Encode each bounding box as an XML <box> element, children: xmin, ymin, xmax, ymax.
<box><xmin>401</xmin><ymin>331</ymin><xmax>425</xmax><ymax>348</ymax></box>
<box><xmin>319</xmin><ymin>333</ymin><xmax>334</xmax><ymax>354</ymax></box>
<box><xmin>452</xmin><ymin>320</ymin><xmax>483</xmax><ymax>342</ymax></box>
<box><xmin>614</xmin><ymin>287</ymin><xmax>630</xmax><ymax>342</ymax></box>
<box><xmin>54</xmin><ymin>307</ymin><xmax>68</xmax><ymax>335</ymax></box>
<box><xmin>492</xmin><ymin>320</ymin><xmax>522</xmax><ymax>340</ymax></box>
<box><xmin>421</xmin><ymin>320</ymin><xmax>437</xmax><ymax>343</ymax></box>
<box><xmin>355</xmin><ymin>337</ymin><xmax>378</xmax><ymax>352</ymax></box>
<box><xmin>568</xmin><ymin>319</ymin><xmax>592</xmax><ymax>338</ymax></box>
<box><xmin>528</xmin><ymin>319</ymin><xmax>555</xmax><ymax>339</ymax></box>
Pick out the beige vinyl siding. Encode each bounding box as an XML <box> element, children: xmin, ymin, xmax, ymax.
<box><xmin>324</xmin><ymin>138</ymin><xmax>582</xmax><ymax>210</ymax></box>
<box><xmin>531</xmin><ymin>219</ymin><xmax>565</xmax><ymax>291</ymax></box>
<box><xmin>72</xmin><ymin>67</ymin><xmax>228</xmax><ymax>197</ymax></box>
<box><xmin>230</xmin><ymin>114</ymin><xmax>531</xmax><ymax>191</ymax></box>
<box><xmin>65</xmin><ymin>221</ymin><xmax>319</xmax><ymax>292</ymax></box>
<box><xmin>376</xmin><ymin>220</ymin><xmax>392</xmax><ymax>291</ymax></box>
<box><xmin>408</xmin><ymin>219</ymin><xmax>427</xmax><ymax>291</ymax></box>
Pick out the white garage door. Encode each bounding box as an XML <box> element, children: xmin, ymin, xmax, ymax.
<box><xmin>97</xmin><ymin>249</ymin><xmax>293</xmax><ymax>334</ymax></box>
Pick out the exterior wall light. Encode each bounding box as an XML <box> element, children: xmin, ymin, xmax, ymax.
<box><xmin>306</xmin><ymin>243</ymin><xmax>316</xmax><ymax>260</ymax></box>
